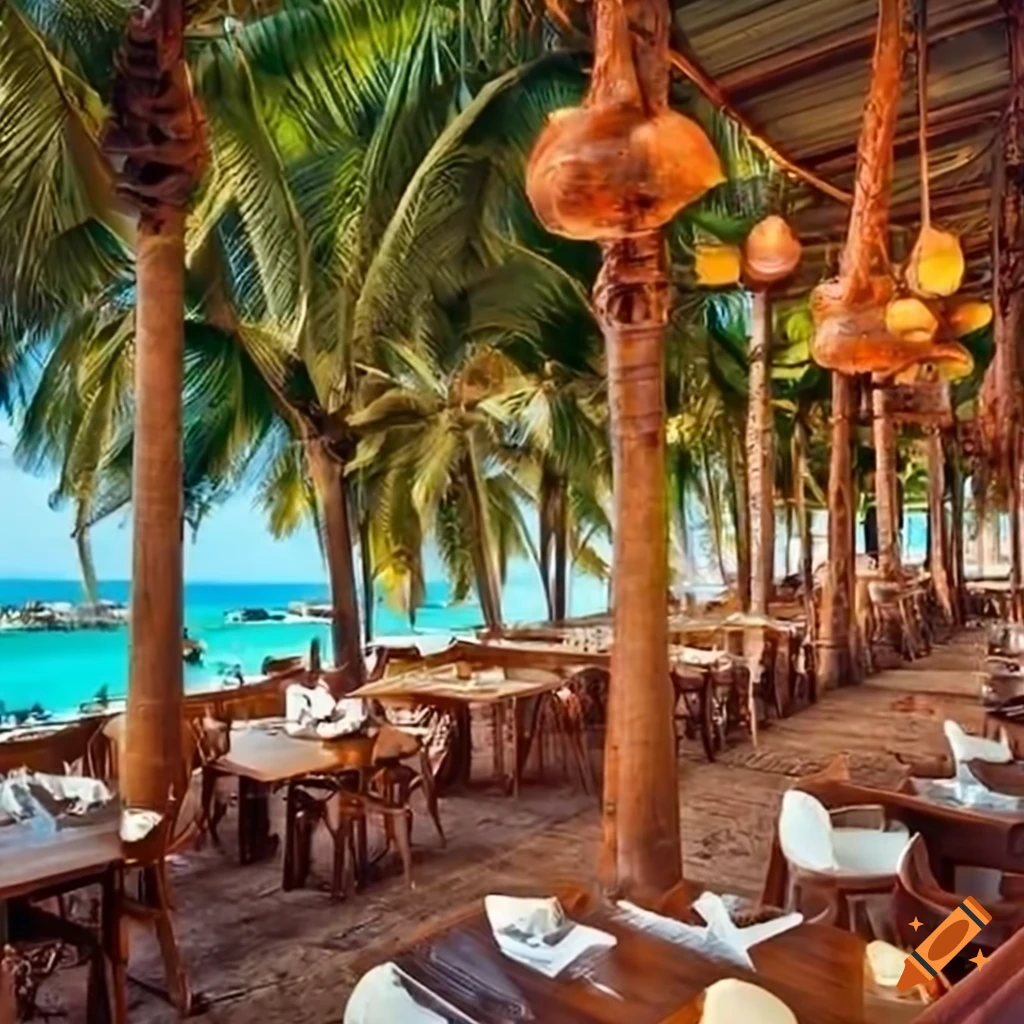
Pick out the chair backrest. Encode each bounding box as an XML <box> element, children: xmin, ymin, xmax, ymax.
<box><xmin>778</xmin><ymin>790</ymin><xmax>836</xmax><ymax>874</ymax></box>
<box><xmin>943</xmin><ymin>720</ymin><xmax>1012</xmax><ymax>767</ymax></box>
<box><xmin>89</xmin><ymin>712</ymin><xmax>228</xmax><ymax>852</ymax></box>
<box><xmin>503</xmin><ymin>666</ymin><xmax>562</xmax><ymax>686</ymax></box>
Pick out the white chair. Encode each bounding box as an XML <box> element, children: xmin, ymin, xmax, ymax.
<box><xmin>943</xmin><ymin>719</ymin><xmax>1012</xmax><ymax>769</ymax></box>
<box><xmin>345</xmin><ymin>963</ymin><xmax>445</xmax><ymax>1024</ymax></box>
<box><xmin>778</xmin><ymin>790</ymin><xmax>911</xmax><ymax>931</ymax></box>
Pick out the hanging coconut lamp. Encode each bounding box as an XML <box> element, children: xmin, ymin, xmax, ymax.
<box><xmin>948</xmin><ymin>299</ymin><xmax>993</xmax><ymax>338</ymax></box>
<box><xmin>905</xmin><ymin>4</ymin><xmax>965</xmax><ymax>299</ymax></box>
<box><xmin>742</xmin><ymin>215</ymin><xmax>801</xmax><ymax>285</ymax></box>
<box><xmin>695</xmin><ymin>242</ymin><xmax>742</xmax><ymax>287</ymax></box>
<box><xmin>525</xmin><ymin>2</ymin><xmax>723</xmax><ymax>241</ymax></box>
<box><xmin>884</xmin><ymin>296</ymin><xmax>938</xmax><ymax>343</ymax></box>
<box><xmin>810</xmin><ymin>0</ymin><xmax>905</xmax><ymax>376</ymax></box>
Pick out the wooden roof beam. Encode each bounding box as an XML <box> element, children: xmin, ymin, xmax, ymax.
<box><xmin>719</xmin><ymin>8</ymin><xmax>1004</xmax><ymax>98</ymax></box>
<box><xmin>795</xmin><ymin>185</ymin><xmax>991</xmax><ymax>235</ymax></box>
<box><xmin>802</xmin><ymin>90</ymin><xmax>1005</xmax><ymax>169</ymax></box>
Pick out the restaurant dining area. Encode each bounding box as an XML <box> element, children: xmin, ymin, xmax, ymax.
<box><xmin>6</xmin><ymin>0</ymin><xmax>1024</xmax><ymax>1021</ymax></box>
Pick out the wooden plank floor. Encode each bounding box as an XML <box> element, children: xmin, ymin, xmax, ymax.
<box><xmin>47</xmin><ymin>629</ymin><xmax>990</xmax><ymax>1022</ymax></box>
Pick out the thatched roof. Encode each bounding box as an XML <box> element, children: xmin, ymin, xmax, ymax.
<box><xmin>669</xmin><ymin>0</ymin><xmax>1007</xmax><ymax>296</ymax></box>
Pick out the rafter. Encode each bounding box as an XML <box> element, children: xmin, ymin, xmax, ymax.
<box><xmin>720</xmin><ymin>7</ymin><xmax>1004</xmax><ymax>97</ymax></box>
<box><xmin>794</xmin><ymin>185</ymin><xmax>991</xmax><ymax>236</ymax></box>
<box><xmin>803</xmin><ymin>90</ymin><xmax>1005</xmax><ymax>169</ymax></box>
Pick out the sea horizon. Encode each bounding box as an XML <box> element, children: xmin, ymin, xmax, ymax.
<box><xmin>0</xmin><ymin>569</ymin><xmax>609</xmax><ymax>715</ymax></box>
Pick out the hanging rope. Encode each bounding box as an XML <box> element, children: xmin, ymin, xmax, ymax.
<box><xmin>917</xmin><ymin>0</ymin><xmax>931</xmax><ymax>229</ymax></box>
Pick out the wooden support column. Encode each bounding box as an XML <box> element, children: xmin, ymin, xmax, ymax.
<box><xmin>793</xmin><ymin>418</ymin><xmax>816</xmax><ymax>639</ymax></box>
<box><xmin>820</xmin><ymin>373</ymin><xmax>857</xmax><ymax>687</ymax></box>
<box><xmin>873</xmin><ymin>384</ymin><xmax>901</xmax><ymax>578</ymax></box>
<box><xmin>927</xmin><ymin>428</ymin><xmax>954</xmax><ymax>622</ymax></box>
<box><xmin>986</xmin><ymin>0</ymin><xmax>1024</xmax><ymax>618</ymax></box>
<box><xmin>103</xmin><ymin>0</ymin><xmax>207</xmax><ymax>811</ymax></box>
<box><xmin>592</xmin><ymin>0</ymin><xmax>681</xmax><ymax>900</ymax></box>
<box><xmin>818</xmin><ymin>0</ymin><xmax>905</xmax><ymax>685</ymax></box>
<box><xmin>748</xmin><ymin>290</ymin><xmax>775</xmax><ymax>615</ymax></box>
<box><xmin>871</xmin><ymin>383</ymin><xmax>905</xmax><ymax>663</ymax></box>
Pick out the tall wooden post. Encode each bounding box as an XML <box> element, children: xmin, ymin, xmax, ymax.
<box><xmin>593</xmin><ymin>0</ymin><xmax>681</xmax><ymax>899</ymax></box>
<box><xmin>873</xmin><ymin>384</ymin><xmax>901</xmax><ymax>578</ymax></box>
<box><xmin>103</xmin><ymin>0</ymin><xmax>207</xmax><ymax>810</ymax></box>
<box><xmin>820</xmin><ymin>373</ymin><xmax>856</xmax><ymax>686</ymax></box>
<box><xmin>748</xmin><ymin>290</ymin><xmax>775</xmax><ymax>615</ymax></box>
<box><xmin>793</xmin><ymin>418</ymin><xmax>817</xmax><ymax>639</ymax></box>
<box><xmin>927</xmin><ymin>428</ymin><xmax>954</xmax><ymax>622</ymax></box>
<box><xmin>987</xmin><ymin>0</ymin><xmax>1024</xmax><ymax>618</ymax></box>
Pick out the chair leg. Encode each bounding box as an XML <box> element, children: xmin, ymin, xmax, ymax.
<box><xmin>102</xmin><ymin>868</ymin><xmax>127</xmax><ymax>1024</ymax></box>
<box><xmin>418</xmin><ymin>748</ymin><xmax>446</xmax><ymax>847</ymax></box>
<box><xmin>392</xmin><ymin>811</ymin><xmax>414</xmax><ymax>889</ymax></box>
<box><xmin>330</xmin><ymin>819</ymin><xmax>350</xmax><ymax>902</ymax></box>
<box><xmin>149</xmin><ymin>865</ymin><xmax>193</xmax><ymax>1017</ymax></box>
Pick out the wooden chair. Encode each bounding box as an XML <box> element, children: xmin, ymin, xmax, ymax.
<box><xmin>894</xmin><ymin>834</ymin><xmax>1024</xmax><ymax>952</ymax></box>
<box><xmin>285</xmin><ymin>724</ymin><xmax>445</xmax><ymax>895</ymax></box>
<box><xmin>88</xmin><ymin>714</ymin><xmax>226</xmax><ymax>1016</ymax></box>
<box><xmin>777</xmin><ymin>789</ymin><xmax>911</xmax><ymax>934</ymax></box>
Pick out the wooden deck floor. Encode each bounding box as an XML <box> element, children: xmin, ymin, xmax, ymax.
<box><xmin>50</xmin><ymin>629</ymin><xmax>989</xmax><ymax>1022</ymax></box>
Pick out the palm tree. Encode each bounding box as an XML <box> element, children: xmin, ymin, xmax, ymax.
<box><xmin>96</xmin><ymin>0</ymin><xmax>210</xmax><ymax>810</ymax></box>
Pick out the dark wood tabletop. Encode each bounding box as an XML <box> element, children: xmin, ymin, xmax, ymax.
<box><xmin>214</xmin><ymin>720</ymin><xmax>377</xmax><ymax>784</ymax></box>
<box><xmin>0</xmin><ymin>814</ymin><xmax>123</xmax><ymax>902</ymax></box>
<box><xmin>357</xmin><ymin>887</ymin><xmax>924</xmax><ymax>1024</ymax></box>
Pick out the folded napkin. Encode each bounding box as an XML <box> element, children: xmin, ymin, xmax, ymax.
<box><xmin>120</xmin><ymin>808</ymin><xmax>163</xmax><ymax>844</ymax></box>
<box><xmin>485</xmin><ymin>895</ymin><xmax>616</xmax><ymax>979</ymax></box>
<box><xmin>0</xmin><ymin>769</ymin><xmax>112</xmax><ymax>824</ymax></box>
<box><xmin>615</xmin><ymin>893</ymin><xmax>803</xmax><ymax>971</ymax></box>
<box><xmin>914</xmin><ymin>774</ymin><xmax>1024</xmax><ymax>813</ymax></box>
<box><xmin>284</xmin><ymin>685</ymin><xmax>368</xmax><ymax>739</ymax></box>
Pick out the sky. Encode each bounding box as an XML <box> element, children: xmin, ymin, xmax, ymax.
<box><xmin>0</xmin><ymin>424</ymin><xmax>326</xmax><ymax>582</ymax></box>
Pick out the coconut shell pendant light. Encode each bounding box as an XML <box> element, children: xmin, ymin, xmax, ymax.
<box><xmin>885</xmin><ymin>296</ymin><xmax>938</xmax><ymax>343</ymax></box>
<box><xmin>743</xmin><ymin>215</ymin><xmax>802</xmax><ymax>285</ymax></box>
<box><xmin>810</xmin><ymin>0</ymin><xmax>905</xmax><ymax>376</ymax></box>
<box><xmin>948</xmin><ymin>299</ymin><xmax>993</xmax><ymax>338</ymax></box>
<box><xmin>526</xmin><ymin>0</ymin><xmax>724</xmax><ymax>241</ymax></box>
<box><xmin>695</xmin><ymin>242</ymin><xmax>742</xmax><ymax>287</ymax></box>
<box><xmin>905</xmin><ymin>1</ymin><xmax>964</xmax><ymax>298</ymax></box>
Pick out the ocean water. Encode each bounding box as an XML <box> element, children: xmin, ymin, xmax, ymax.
<box><xmin>0</xmin><ymin>570</ymin><xmax>609</xmax><ymax>715</ymax></box>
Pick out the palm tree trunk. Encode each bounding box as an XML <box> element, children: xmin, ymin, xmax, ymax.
<box><xmin>747</xmin><ymin>290</ymin><xmax>774</xmax><ymax>614</ymax></box>
<box><xmin>553</xmin><ymin>480</ymin><xmax>568</xmax><ymax>620</ymax></box>
<box><xmin>74</xmin><ymin>503</ymin><xmax>99</xmax><ymax>605</ymax></box>
<box><xmin>1014</xmin><ymin>436</ymin><xmax>1024</xmax><ymax>622</ymax></box>
<box><xmin>793</xmin><ymin>419</ymin><xmax>816</xmax><ymax>638</ymax></box>
<box><xmin>539</xmin><ymin>467</ymin><xmax>556</xmax><ymax>620</ymax></box>
<box><xmin>873</xmin><ymin>384</ymin><xmax>901</xmax><ymax>579</ymax></box>
<box><xmin>820</xmin><ymin>373</ymin><xmax>856</xmax><ymax>688</ymax></box>
<box><xmin>703</xmin><ymin>448</ymin><xmax>728</xmax><ymax>583</ymax></box>
<box><xmin>597</xmin><ymin>235</ymin><xmax>679</xmax><ymax>899</ymax></box>
<box><xmin>728</xmin><ymin>429</ymin><xmax>752</xmax><ymax>611</ymax></box>
<box><xmin>927</xmin><ymin>428</ymin><xmax>954</xmax><ymax>621</ymax></box>
<box><xmin>359</xmin><ymin>514</ymin><xmax>374</xmax><ymax>644</ymax></box>
<box><xmin>948</xmin><ymin>437</ymin><xmax>967</xmax><ymax>624</ymax></box>
<box><xmin>124</xmin><ymin>208</ymin><xmax>187</xmax><ymax>811</ymax></box>
<box><xmin>462</xmin><ymin>450</ymin><xmax>503</xmax><ymax>630</ymax></box>
<box><xmin>307</xmin><ymin>444</ymin><xmax>365</xmax><ymax>694</ymax></box>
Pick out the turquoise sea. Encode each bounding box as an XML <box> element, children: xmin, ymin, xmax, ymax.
<box><xmin>0</xmin><ymin>569</ymin><xmax>609</xmax><ymax>716</ymax></box>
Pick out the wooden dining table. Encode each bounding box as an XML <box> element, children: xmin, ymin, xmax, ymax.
<box><xmin>351</xmin><ymin>664</ymin><xmax>585</xmax><ymax>797</ymax></box>
<box><xmin>0</xmin><ymin>811</ymin><xmax>125</xmax><ymax>1024</ymax></box>
<box><xmin>212</xmin><ymin>719</ymin><xmax>377</xmax><ymax>864</ymax></box>
<box><xmin>761</xmin><ymin>758</ymin><xmax>1024</xmax><ymax>905</ymax></box>
<box><xmin>352</xmin><ymin>884</ymin><xmax>925</xmax><ymax>1023</ymax></box>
